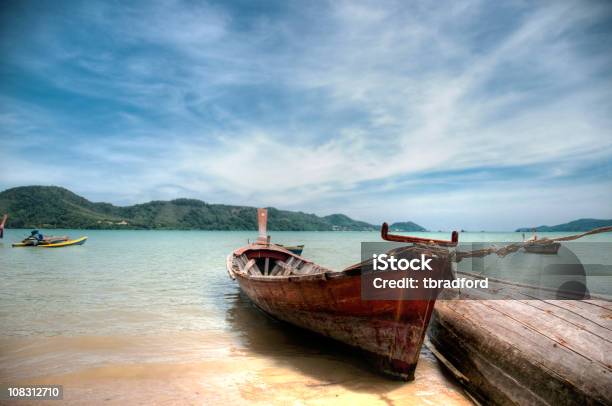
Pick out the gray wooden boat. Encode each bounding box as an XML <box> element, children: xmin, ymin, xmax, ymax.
<box><xmin>427</xmin><ymin>298</ymin><xmax>612</xmax><ymax>405</ymax></box>
<box><xmin>427</xmin><ymin>233</ymin><xmax>612</xmax><ymax>405</ymax></box>
<box><xmin>523</xmin><ymin>242</ymin><xmax>561</xmax><ymax>254</ymax></box>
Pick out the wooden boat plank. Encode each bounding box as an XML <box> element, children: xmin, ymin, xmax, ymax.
<box><xmin>582</xmin><ymin>299</ymin><xmax>612</xmax><ymax>311</ymax></box>
<box><xmin>480</xmin><ymin>300</ymin><xmax>611</xmax><ymax>369</ymax></box>
<box><xmin>281</xmin><ymin>262</ymin><xmax>294</xmax><ymax>276</ymax></box>
<box><xmin>430</xmin><ymin>300</ymin><xmax>612</xmax><ymax>405</ymax></box>
<box><xmin>540</xmin><ymin>300</ymin><xmax>612</xmax><ymax>330</ymax></box>
<box><xmin>269</xmin><ymin>262</ymin><xmax>283</xmax><ymax>276</ymax></box>
<box><xmin>429</xmin><ymin>305</ymin><xmax>552</xmax><ymax>406</ymax></box>
<box><xmin>446</xmin><ymin>301</ymin><xmax>612</xmax><ymax>377</ymax></box>
<box><xmin>244</xmin><ymin>259</ymin><xmax>260</xmax><ymax>276</ymax></box>
<box><xmin>454</xmin><ymin>270</ymin><xmax>562</xmax><ymax>301</ymax></box>
<box><xmin>237</xmin><ymin>255</ymin><xmax>248</xmax><ymax>268</ymax></box>
<box><xmin>517</xmin><ymin>299</ymin><xmax>612</xmax><ymax>340</ymax></box>
<box><xmin>453</xmin><ymin>272</ymin><xmax>612</xmax><ymax>329</ymax></box>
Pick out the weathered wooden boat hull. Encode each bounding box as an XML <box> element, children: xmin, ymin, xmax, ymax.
<box><xmin>428</xmin><ymin>299</ymin><xmax>612</xmax><ymax>405</ymax></box>
<box><xmin>234</xmin><ymin>270</ymin><xmax>437</xmax><ymax>380</ymax></box>
<box><xmin>228</xmin><ymin>209</ymin><xmax>455</xmax><ymax>380</ymax></box>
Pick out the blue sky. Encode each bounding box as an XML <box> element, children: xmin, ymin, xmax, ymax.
<box><xmin>1</xmin><ymin>0</ymin><xmax>611</xmax><ymax>230</ymax></box>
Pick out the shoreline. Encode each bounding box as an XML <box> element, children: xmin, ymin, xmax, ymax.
<box><xmin>0</xmin><ymin>331</ymin><xmax>472</xmax><ymax>405</ymax></box>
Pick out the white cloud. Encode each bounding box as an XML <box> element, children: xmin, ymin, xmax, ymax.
<box><xmin>1</xmin><ymin>0</ymin><xmax>611</xmax><ymax>228</ymax></box>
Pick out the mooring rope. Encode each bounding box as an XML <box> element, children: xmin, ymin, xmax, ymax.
<box><xmin>454</xmin><ymin>226</ymin><xmax>612</xmax><ymax>262</ymax></box>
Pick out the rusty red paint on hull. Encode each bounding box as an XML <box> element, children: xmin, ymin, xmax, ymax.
<box><xmin>233</xmin><ymin>268</ymin><xmax>437</xmax><ymax>380</ymax></box>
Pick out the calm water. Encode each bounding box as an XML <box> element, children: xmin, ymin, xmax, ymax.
<box><xmin>1</xmin><ymin>229</ymin><xmax>610</xmax><ymax>404</ymax></box>
<box><xmin>1</xmin><ymin>229</ymin><xmax>381</xmax><ymax>337</ymax></box>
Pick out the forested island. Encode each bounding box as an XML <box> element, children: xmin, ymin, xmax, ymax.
<box><xmin>4</xmin><ymin>186</ymin><xmax>606</xmax><ymax>232</ymax></box>
<box><xmin>0</xmin><ymin>186</ymin><xmax>426</xmax><ymax>231</ymax></box>
<box><xmin>515</xmin><ymin>218</ymin><xmax>612</xmax><ymax>232</ymax></box>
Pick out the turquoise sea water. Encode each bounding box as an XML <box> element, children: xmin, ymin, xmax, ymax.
<box><xmin>1</xmin><ymin>229</ymin><xmax>611</xmax><ymax>336</ymax></box>
<box><xmin>0</xmin><ymin>229</ymin><xmax>610</xmax><ymax>404</ymax></box>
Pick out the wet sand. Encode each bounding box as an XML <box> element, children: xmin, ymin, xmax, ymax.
<box><xmin>1</xmin><ymin>293</ymin><xmax>472</xmax><ymax>405</ymax></box>
<box><xmin>1</xmin><ymin>338</ymin><xmax>470</xmax><ymax>405</ymax></box>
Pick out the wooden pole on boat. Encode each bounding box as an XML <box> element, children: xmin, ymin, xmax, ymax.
<box><xmin>256</xmin><ymin>208</ymin><xmax>268</xmax><ymax>244</ymax></box>
<box><xmin>0</xmin><ymin>214</ymin><xmax>7</xmax><ymax>239</ymax></box>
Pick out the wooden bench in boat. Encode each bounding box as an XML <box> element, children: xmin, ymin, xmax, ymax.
<box><xmin>231</xmin><ymin>251</ymin><xmax>325</xmax><ymax>278</ymax></box>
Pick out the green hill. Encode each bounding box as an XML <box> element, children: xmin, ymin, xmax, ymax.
<box><xmin>388</xmin><ymin>221</ymin><xmax>427</xmax><ymax>232</ymax></box>
<box><xmin>322</xmin><ymin>214</ymin><xmax>376</xmax><ymax>231</ymax></box>
<box><xmin>0</xmin><ymin>186</ymin><xmax>415</xmax><ymax>231</ymax></box>
<box><xmin>515</xmin><ymin>218</ymin><xmax>612</xmax><ymax>232</ymax></box>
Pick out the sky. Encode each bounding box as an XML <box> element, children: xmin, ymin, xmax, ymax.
<box><xmin>1</xmin><ymin>0</ymin><xmax>611</xmax><ymax>231</ymax></box>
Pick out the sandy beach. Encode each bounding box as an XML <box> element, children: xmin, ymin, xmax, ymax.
<box><xmin>0</xmin><ymin>229</ymin><xmax>475</xmax><ymax>404</ymax></box>
<box><xmin>1</xmin><ymin>331</ymin><xmax>470</xmax><ymax>405</ymax></box>
<box><xmin>4</xmin><ymin>230</ymin><xmax>612</xmax><ymax>404</ymax></box>
<box><xmin>5</xmin><ymin>230</ymin><xmax>612</xmax><ymax>404</ymax></box>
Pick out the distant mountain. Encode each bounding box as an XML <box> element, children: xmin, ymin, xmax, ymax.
<box><xmin>516</xmin><ymin>218</ymin><xmax>612</xmax><ymax>232</ymax></box>
<box><xmin>322</xmin><ymin>214</ymin><xmax>377</xmax><ymax>231</ymax></box>
<box><xmin>0</xmin><ymin>186</ymin><xmax>421</xmax><ymax>231</ymax></box>
<box><xmin>388</xmin><ymin>221</ymin><xmax>427</xmax><ymax>232</ymax></box>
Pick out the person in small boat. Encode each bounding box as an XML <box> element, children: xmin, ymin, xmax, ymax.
<box><xmin>27</xmin><ymin>230</ymin><xmax>44</xmax><ymax>246</ymax></box>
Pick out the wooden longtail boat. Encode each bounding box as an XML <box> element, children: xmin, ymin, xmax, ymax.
<box><xmin>226</xmin><ymin>209</ymin><xmax>458</xmax><ymax>380</ymax></box>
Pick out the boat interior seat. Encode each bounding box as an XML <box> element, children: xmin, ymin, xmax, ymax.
<box><xmin>236</xmin><ymin>254</ymin><xmax>323</xmax><ymax>276</ymax></box>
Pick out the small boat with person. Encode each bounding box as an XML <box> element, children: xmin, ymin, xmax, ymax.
<box><xmin>12</xmin><ymin>230</ymin><xmax>87</xmax><ymax>248</ymax></box>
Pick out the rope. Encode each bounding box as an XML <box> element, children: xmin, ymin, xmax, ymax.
<box><xmin>454</xmin><ymin>226</ymin><xmax>612</xmax><ymax>262</ymax></box>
